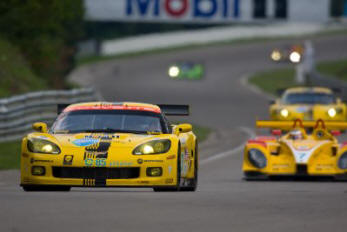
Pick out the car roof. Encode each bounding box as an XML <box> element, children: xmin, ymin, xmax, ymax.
<box><xmin>63</xmin><ymin>102</ymin><xmax>161</xmax><ymax>113</ymax></box>
<box><xmin>284</xmin><ymin>87</ymin><xmax>332</xmax><ymax>95</ymax></box>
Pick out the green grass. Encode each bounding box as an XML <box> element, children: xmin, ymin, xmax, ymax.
<box><xmin>248</xmin><ymin>68</ymin><xmax>296</xmax><ymax>96</ymax></box>
<box><xmin>249</xmin><ymin>59</ymin><xmax>347</xmax><ymax>96</ymax></box>
<box><xmin>192</xmin><ymin>124</ymin><xmax>211</xmax><ymax>142</ymax></box>
<box><xmin>0</xmin><ymin>141</ymin><xmax>21</xmax><ymax>170</ymax></box>
<box><xmin>317</xmin><ymin>59</ymin><xmax>347</xmax><ymax>81</ymax></box>
<box><xmin>0</xmin><ymin>38</ymin><xmax>48</xmax><ymax>98</ymax></box>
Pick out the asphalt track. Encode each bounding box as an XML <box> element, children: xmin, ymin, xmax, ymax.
<box><xmin>1</xmin><ymin>34</ymin><xmax>347</xmax><ymax>232</ymax></box>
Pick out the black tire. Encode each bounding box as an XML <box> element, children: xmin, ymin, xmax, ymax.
<box><xmin>22</xmin><ymin>185</ymin><xmax>71</xmax><ymax>192</ymax></box>
<box><xmin>180</xmin><ymin>142</ymin><xmax>198</xmax><ymax>192</ymax></box>
<box><xmin>153</xmin><ymin>143</ymin><xmax>181</xmax><ymax>192</ymax></box>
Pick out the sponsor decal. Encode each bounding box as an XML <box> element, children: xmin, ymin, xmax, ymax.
<box><xmin>144</xmin><ymin>160</ymin><xmax>164</xmax><ymax>163</ymax></box>
<box><xmin>165</xmin><ymin>178</ymin><xmax>174</xmax><ymax>184</ymax></box>
<box><xmin>296</xmin><ymin>106</ymin><xmax>310</xmax><ymax>113</ymax></box>
<box><xmin>85</xmin><ymin>158</ymin><xmax>133</xmax><ymax>167</ymax></box>
<box><xmin>168</xmin><ymin>166</ymin><xmax>172</xmax><ymax>174</ymax></box>
<box><xmin>72</xmin><ymin>138</ymin><xmax>99</xmax><ymax>147</ymax></box>
<box><xmin>63</xmin><ymin>155</ymin><xmax>74</xmax><ymax>165</ymax></box>
<box><xmin>30</xmin><ymin>158</ymin><xmax>53</xmax><ymax>164</ymax></box>
<box><xmin>126</xmin><ymin>0</ymin><xmax>240</xmax><ymax>20</ymax></box>
<box><xmin>85</xmin><ymin>158</ymin><xmax>106</xmax><ymax>167</ymax></box>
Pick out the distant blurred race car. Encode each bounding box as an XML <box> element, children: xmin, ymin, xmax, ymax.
<box><xmin>168</xmin><ymin>62</ymin><xmax>204</xmax><ymax>80</ymax></box>
<box><xmin>243</xmin><ymin>119</ymin><xmax>347</xmax><ymax>180</ymax></box>
<box><xmin>20</xmin><ymin>102</ymin><xmax>198</xmax><ymax>192</ymax></box>
<box><xmin>270</xmin><ymin>44</ymin><xmax>304</xmax><ymax>64</ymax></box>
<box><xmin>270</xmin><ymin>87</ymin><xmax>347</xmax><ymax>122</ymax></box>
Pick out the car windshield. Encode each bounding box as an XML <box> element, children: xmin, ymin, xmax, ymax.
<box><xmin>51</xmin><ymin>110</ymin><xmax>165</xmax><ymax>134</ymax></box>
<box><xmin>282</xmin><ymin>93</ymin><xmax>336</xmax><ymax>105</ymax></box>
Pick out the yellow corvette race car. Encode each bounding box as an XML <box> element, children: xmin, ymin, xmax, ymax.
<box><xmin>20</xmin><ymin>102</ymin><xmax>198</xmax><ymax>192</ymax></box>
<box><xmin>270</xmin><ymin>87</ymin><xmax>347</xmax><ymax>122</ymax></box>
<box><xmin>243</xmin><ymin>119</ymin><xmax>347</xmax><ymax>180</ymax></box>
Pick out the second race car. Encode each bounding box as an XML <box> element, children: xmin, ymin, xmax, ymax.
<box><xmin>270</xmin><ymin>87</ymin><xmax>347</xmax><ymax>122</ymax></box>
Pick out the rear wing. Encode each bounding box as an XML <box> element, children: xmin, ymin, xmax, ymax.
<box><xmin>158</xmin><ymin>104</ymin><xmax>189</xmax><ymax>116</ymax></box>
<box><xmin>256</xmin><ymin>120</ymin><xmax>347</xmax><ymax>131</ymax></box>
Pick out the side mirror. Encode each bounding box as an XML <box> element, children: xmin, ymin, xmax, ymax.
<box><xmin>271</xmin><ymin>129</ymin><xmax>282</xmax><ymax>136</ymax></box>
<box><xmin>175</xmin><ymin>124</ymin><xmax>192</xmax><ymax>134</ymax></box>
<box><xmin>32</xmin><ymin>122</ymin><xmax>48</xmax><ymax>133</ymax></box>
<box><xmin>331</xmin><ymin>130</ymin><xmax>341</xmax><ymax>137</ymax></box>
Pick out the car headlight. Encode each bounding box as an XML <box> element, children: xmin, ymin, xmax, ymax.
<box><xmin>289</xmin><ymin>51</ymin><xmax>301</xmax><ymax>63</ymax></box>
<box><xmin>168</xmin><ymin>66</ymin><xmax>180</xmax><ymax>78</ymax></box>
<box><xmin>328</xmin><ymin>108</ymin><xmax>337</xmax><ymax>118</ymax></box>
<box><xmin>27</xmin><ymin>138</ymin><xmax>61</xmax><ymax>154</ymax></box>
<box><xmin>133</xmin><ymin>140</ymin><xmax>171</xmax><ymax>155</ymax></box>
<box><xmin>248</xmin><ymin>149</ymin><xmax>267</xmax><ymax>169</ymax></box>
<box><xmin>338</xmin><ymin>152</ymin><xmax>347</xmax><ymax>169</ymax></box>
<box><xmin>280</xmin><ymin>109</ymin><xmax>289</xmax><ymax>118</ymax></box>
<box><xmin>271</xmin><ymin>50</ymin><xmax>281</xmax><ymax>61</ymax></box>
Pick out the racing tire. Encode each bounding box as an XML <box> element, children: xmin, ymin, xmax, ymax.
<box><xmin>180</xmin><ymin>142</ymin><xmax>198</xmax><ymax>192</ymax></box>
<box><xmin>153</xmin><ymin>143</ymin><xmax>181</xmax><ymax>192</ymax></box>
<box><xmin>22</xmin><ymin>185</ymin><xmax>71</xmax><ymax>192</ymax></box>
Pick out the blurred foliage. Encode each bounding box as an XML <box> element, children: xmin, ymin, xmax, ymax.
<box><xmin>0</xmin><ymin>0</ymin><xmax>84</xmax><ymax>88</ymax></box>
<box><xmin>317</xmin><ymin>59</ymin><xmax>347</xmax><ymax>81</ymax></box>
<box><xmin>0</xmin><ymin>38</ymin><xmax>48</xmax><ymax>98</ymax></box>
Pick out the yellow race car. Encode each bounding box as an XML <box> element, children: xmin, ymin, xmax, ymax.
<box><xmin>270</xmin><ymin>87</ymin><xmax>347</xmax><ymax>122</ymax></box>
<box><xmin>20</xmin><ymin>102</ymin><xmax>198</xmax><ymax>192</ymax></box>
<box><xmin>243</xmin><ymin>119</ymin><xmax>347</xmax><ymax>180</ymax></box>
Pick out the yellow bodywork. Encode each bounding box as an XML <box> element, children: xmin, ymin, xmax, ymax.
<box><xmin>20</xmin><ymin>102</ymin><xmax>197</xmax><ymax>189</ymax></box>
<box><xmin>270</xmin><ymin>87</ymin><xmax>347</xmax><ymax>121</ymax></box>
<box><xmin>243</xmin><ymin>120</ymin><xmax>347</xmax><ymax>179</ymax></box>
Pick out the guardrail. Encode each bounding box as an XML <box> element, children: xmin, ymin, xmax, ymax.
<box><xmin>0</xmin><ymin>88</ymin><xmax>97</xmax><ymax>142</ymax></box>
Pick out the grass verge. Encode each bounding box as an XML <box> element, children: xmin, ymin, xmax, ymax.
<box><xmin>0</xmin><ymin>141</ymin><xmax>21</xmax><ymax>170</ymax></box>
<box><xmin>192</xmin><ymin>124</ymin><xmax>211</xmax><ymax>142</ymax></box>
<box><xmin>249</xmin><ymin>59</ymin><xmax>347</xmax><ymax>96</ymax></box>
<box><xmin>317</xmin><ymin>59</ymin><xmax>347</xmax><ymax>81</ymax></box>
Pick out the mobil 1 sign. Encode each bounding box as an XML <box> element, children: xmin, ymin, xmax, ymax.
<box><xmin>85</xmin><ymin>0</ymin><xmax>241</xmax><ymax>23</ymax></box>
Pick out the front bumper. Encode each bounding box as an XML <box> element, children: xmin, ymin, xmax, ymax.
<box><xmin>21</xmin><ymin>153</ymin><xmax>178</xmax><ymax>187</ymax></box>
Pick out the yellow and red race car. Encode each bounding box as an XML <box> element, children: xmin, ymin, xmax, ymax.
<box><xmin>243</xmin><ymin>119</ymin><xmax>347</xmax><ymax>180</ymax></box>
<box><xmin>270</xmin><ymin>87</ymin><xmax>347</xmax><ymax>122</ymax></box>
<box><xmin>20</xmin><ymin>102</ymin><xmax>198</xmax><ymax>192</ymax></box>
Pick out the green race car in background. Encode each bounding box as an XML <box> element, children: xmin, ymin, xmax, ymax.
<box><xmin>168</xmin><ymin>62</ymin><xmax>205</xmax><ymax>80</ymax></box>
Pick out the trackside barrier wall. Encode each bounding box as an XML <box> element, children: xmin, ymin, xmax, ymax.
<box><xmin>0</xmin><ymin>88</ymin><xmax>97</xmax><ymax>142</ymax></box>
